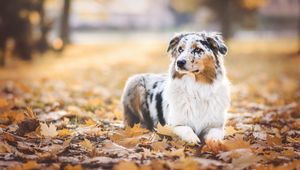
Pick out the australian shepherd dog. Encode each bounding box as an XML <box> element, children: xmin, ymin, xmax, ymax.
<box><xmin>121</xmin><ymin>32</ymin><xmax>230</xmax><ymax>144</ymax></box>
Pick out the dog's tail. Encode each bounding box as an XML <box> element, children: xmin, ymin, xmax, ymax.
<box><xmin>121</xmin><ymin>75</ymin><xmax>154</xmax><ymax>130</ymax></box>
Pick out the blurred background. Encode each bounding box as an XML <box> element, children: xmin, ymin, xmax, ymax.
<box><xmin>0</xmin><ymin>0</ymin><xmax>299</xmax><ymax>62</ymax></box>
<box><xmin>0</xmin><ymin>0</ymin><xmax>299</xmax><ymax>106</ymax></box>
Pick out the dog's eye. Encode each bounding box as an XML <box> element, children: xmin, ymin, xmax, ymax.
<box><xmin>193</xmin><ymin>47</ymin><xmax>204</xmax><ymax>54</ymax></box>
<box><xmin>178</xmin><ymin>47</ymin><xmax>184</xmax><ymax>53</ymax></box>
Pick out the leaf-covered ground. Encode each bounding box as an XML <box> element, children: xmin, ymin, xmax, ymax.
<box><xmin>0</xmin><ymin>38</ymin><xmax>299</xmax><ymax>170</ymax></box>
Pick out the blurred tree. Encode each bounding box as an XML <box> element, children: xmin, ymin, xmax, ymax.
<box><xmin>170</xmin><ymin>0</ymin><xmax>268</xmax><ymax>39</ymax></box>
<box><xmin>36</xmin><ymin>0</ymin><xmax>52</xmax><ymax>53</ymax></box>
<box><xmin>60</xmin><ymin>0</ymin><xmax>71</xmax><ymax>49</ymax></box>
<box><xmin>0</xmin><ymin>0</ymin><xmax>52</xmax><ymax>66</ymax></box>
<box><xmin>0</xmin><ymin>0</ymin><xmax>35</xmax><ymax>63</ymax></box>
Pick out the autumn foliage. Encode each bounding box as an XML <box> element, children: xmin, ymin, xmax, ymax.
<box><xmin>0</xmin><ymin>39</ymin><xmax>299</xmax><ymax>169</ymax></box>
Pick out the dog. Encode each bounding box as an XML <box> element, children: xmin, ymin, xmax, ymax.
<box><xmin>121</xmin><ymin>32</ymin><xmax>230</xmax><ymax>144</ymax></box>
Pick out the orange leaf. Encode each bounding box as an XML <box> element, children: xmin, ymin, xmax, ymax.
<box><xmin>267</xmin><ymin>135</ymin><xmax>281</xmax><ymax>146</ymax></box>
<box><xmin>113</xmin><ymin>161</ymin><xmax>138</xmax><ymax>170</ymax></box>
<box><xmin>223</xmin><ymin>135</ymin><xmax>251</xmax><ymax>150</ymax></box>
<box><xmin>22</xmin><ymin>161</ymin><xmax>40</xmax><ymax>170</ymax></box>
<box><xmin>64</xmin><ymin>164</ymin><xmax>82</xmax><ymax>170</ymax></box>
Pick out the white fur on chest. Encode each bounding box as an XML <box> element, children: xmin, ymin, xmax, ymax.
<box><xmin>164</xmin><ymin>74</ymin><xmax>230</xmax><ymax>134</ymax></box>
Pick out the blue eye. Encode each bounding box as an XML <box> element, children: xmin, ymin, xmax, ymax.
<box><xmin>178</xmin><ymin>47</ymin><xmax>184</xmax><ymax>53</ymax></box>
<box><xmin>193</xmin><ymin>47</ymin><xmax>204</xmax><ymax>54</ymax></box>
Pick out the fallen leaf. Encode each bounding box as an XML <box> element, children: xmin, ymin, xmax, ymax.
<box><xmin>155</xmin><ymin>123</ymin><xmax>176</xmax><ymax>137</ymax></box>
<box><xmin>124</xmin><ymin>124</ymin><xmax>149</xmax><ymax>137</ymax></box>
<box><xmin>58</xmin><ymin>128</ymin><xmax>73</xmax><ymax>137</ymax></box>
<box><xmin>266</xmin><ymin>135</ymin><xmax>281</xmax><ymax>146</ymax></box>
<box><xmin>84</xmin><ymin>119</ymin><xmax>96</xmax><ymax>126</ymax></box>
<box><xmin>22</xmin><ymin>160</ymin><xmax>40</xmax><ymax>170</ymax></box>
<box><xmin>232</xmin><ymin>152</ymin><xmax>262</xmax><ymax>170</ymax></box>
<box><xmin>225</xmin><ymin>126</ymin><xmax>243</xmax><ymax>136</ymax></box>
<box><xmin>223</xmin><ymin>135</ymin><xmax>251</xmax><ymax>150</ymax></box>
<box><xmin>40</xmin><ymin>123</ymin><xmax>58</xmax><ymax>138</ymax></box>
<box><xmin>0</xmin><ymin>98</ymin><xmax>9</xmax><ymax>108</ymax></box>
<box><xmin>80</xmin><ymin>138</ymin><xmax>94</xmax><ymax>151</ymax></box>
<box><xmin>0</xmin><ymin>142</ymin><xmax>12</xmax><ymax>153</ymax></box>
<box><xmin>16</xmin><ymin>119</ymin><xmax>39</xmax><ymax>136</ymax></box>
<box><xmin>113</xmin><ymin>161</ymin><xmax>138</xmax><ymax>170</ymax></box>
<box><xmin>205</xmin><ymin>139</ymin><xmax>226</xmax><ymax>153</ymax></box>
<box><xmin>64</xmin><ymin>164</ymin><xmax>82</xmax><ymax>170</ymax></box>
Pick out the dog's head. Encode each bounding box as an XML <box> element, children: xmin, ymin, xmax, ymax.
<box><xmin>167</xmin><ymin>32</ymin><xmax>228</xmax><ymax>83</ymax></box>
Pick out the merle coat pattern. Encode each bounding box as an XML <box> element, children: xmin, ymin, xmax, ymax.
<box><xmin>121</xmin><ymin>32</ymin><xmax>230</xmax><ymax>144</ymax></box>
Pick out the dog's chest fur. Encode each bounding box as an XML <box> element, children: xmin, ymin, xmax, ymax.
<box><xmin>163</xmin><ymin>74</ymin><xmax>230</xmax><ymax>134</ymax></box>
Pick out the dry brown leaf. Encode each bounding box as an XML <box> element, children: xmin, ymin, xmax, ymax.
<box><xmin>155</xmin><ymin>123</ymin><xmax>176</xmax><ymax>137</ymax></box>
<box><xmin>266</xmin><ymin>135</ymin><xmax>281</xmax><ymax>146</ymax></box>
<box><xmin>225</xmin><ymin>126</ymin><xmax>243</xmax><ymax>136</ymax></box>
<box><xmin>151</xmin><ymin>141</ymin><xmax>169</xmax><ymax>152</ymax></box>
<box><xmin>111</xmin><ymin>134</ymin><xmax>140</xmax><ymax>148</ymax></box>
<box><xmin>171</xmin><ymin>158</ymin><xmax>198</xmax><ymax>170</ymax></box>
<box><xmin>205</xmin><ymin>139</ymin><xmax>226</xmax><ymax>153</ymax></box>
<box><xmin>223</xmin><ymin>135</ymin><xmax>251</xmax><ymax>150</ymax></box>
<box><xmin>80</xmin><ymin>138</ymin><xmax>94</xmax><ymax>151</ymax></box>
<box><xmin>40</xmin><ymin>123</ymin><xmax>58</xmax><ymax>138</ymax></box>
<box><xmin>25</xmin><ymin>107</ymin><xmax>37</xmax><ymax>119</ymax></box>
<box><xmin>17</xmin><ymin>119</ymin><xmax>39</xmax><ymax>136</ymax></box>
<box><xmin>124</xmin><ymin>124</ymin><xmax>149</xmax><ymax>137</ymax></box>
<box><xmin>166</xmin><ymin>148</ymin><xmax>185</xmax><ymax>157</ymax></box>
<box><xmin>0</xmin><ymin>142</ymin><xmax>12</xmax><ymax>153</ymax></box>
<box><xmin>113</xmin><ymin>161</ymin><xmax>139</xmax><ymax>170</ymax></box>
<box><xmin>232</xmin><ymin>152</ymin><xmax>262</xmax><ymax>170</ymax></box>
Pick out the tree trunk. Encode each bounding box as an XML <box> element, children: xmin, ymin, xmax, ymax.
<box><xmin>219</xmin><ymin>0</ymin><xmax>232</xmax><ymax>40</ymax></box>
<box><xmin>36</xmin><ymin>0</ymin><xmax>49</xmax><ymax>53</ymax></box>
<box><xmin>60</xmin><ymin>0</ymin><xmax>71</xmax><ymax>47</ymax></box>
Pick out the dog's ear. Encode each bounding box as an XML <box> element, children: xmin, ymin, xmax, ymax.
<box><xmin>167</xmin><ymin>33</ymin><xmax>184</xmax><ymax>53</ymax></box>
<box><xmin>206</xmin><ymin>32</ymin><xmax>228</xmax><ymax>56</ymax></box>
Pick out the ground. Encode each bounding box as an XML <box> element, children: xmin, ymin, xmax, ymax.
<box><xmin>0</xmin><ymin>38</ymin><xmax>299</xmax><ymax>170</ymax></box>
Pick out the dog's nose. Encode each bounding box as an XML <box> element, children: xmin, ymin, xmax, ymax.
<box><xmin>177</xmin><ymin>60</ymin><xmax>186</xmax><ymax>68</ymax></box>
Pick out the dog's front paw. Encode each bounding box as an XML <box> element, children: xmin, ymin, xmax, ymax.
<box><xmin>204</xmin><ymin>128</ymin><xmax>224</xmax><ymax>141</ymax></box>
<box><xmin>181</xmin><ymin>131</ymin><xmax>201</xmax><ymax>144</ymax></box>
<box><xmin>172</xmin><ymin>126</ymin><xmax>201</xmax><ymax>145</ymax></box>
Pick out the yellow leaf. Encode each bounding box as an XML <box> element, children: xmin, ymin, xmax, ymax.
<box><xmin>25</xmin><ymin>107</ymin><xmax>37</xmax><ymax>119</ymax></box>
<box><xmin>155</xmin><ymin>123</ymin><xmax>176</xmax><ymax>137</ymax></box>
<box><xmin>225</xmin><ymin>126</ymin><xmax>243</xmax><ymax>136</ymax></box>
<box><xmin>84</xmin><ymin>119</ymin><xmax>96</xmax><ymax>126</ymax></box>
<box><xmin>23</xmin><ymin>161</ymin><xmax>40</xmax><ymax>170</ymax></box>
<box><xmin>113</xmin><ymin>161</ymin><xmax>138</xmax><ymax>170</ymax></box>
<box><xmin>58</xmin><ymin>129</ymin><xmax>73</xmax><ymax>137</ymax></box>
<box><xmin>286</xmin><ymin>137</ymin><xmax>300</xmax><ymax>144</ymax></box>
<box><xmin>40</xmin><ymin>123</ymin><xmax>58</xmax><ymax>138</ymax></box>
<box><xmin>64</xmin><ymin>164</ymin><xmax>82</xmax><ymax>170</ymax></box>
<box><xmin>124</xmin><ymin>124</ymin><xmax>149</xmax><ymax>137</ymax></box>
<box><xmin>80</xmin><ymin>138</ymin><xmax>94</xmax><ymax>151</ymax></box>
